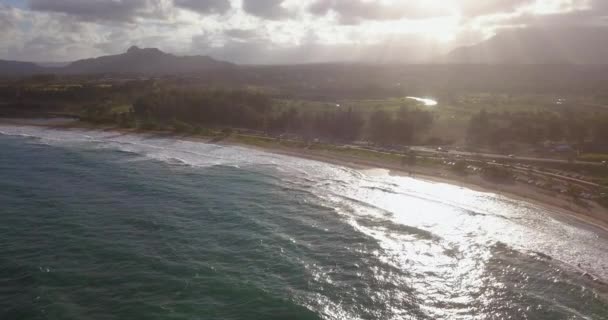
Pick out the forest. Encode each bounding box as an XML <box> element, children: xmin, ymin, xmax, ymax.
<box><xmin>130</xmin><ymin>89</ymin><xmax>433</xmax><ymax>145</ymax></box>
<box><xmin>467</xmin><ymin>109</ymin><xmax>608</xmax><ymax>152</ymax></box>
<box><xmin>1</xmin><ymin>77</ymin><xmax>608</xmax><ymax>154</ymax></box>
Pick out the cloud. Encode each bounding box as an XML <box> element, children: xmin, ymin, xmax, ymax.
<box><xmin>591</xmin><ymin>0</ymin><xmax>608</xmax><ymax>13</ymax></box>
<box><xmin>306</xmin><ymin>0</ymin><xmax>587</xmax><ymax>24</ymax></box>
<box><xmin>0</xmin><ymin>9</ymin><xmax>108</xmax><ymax>62</ymax></box>
<box><xmin>0</xmin><ymin>4</ymin><xmax>20</xmax><ymax>30</ymax></box>
<box><xmin>308</xmin><ymin>0</ymin><xmax>450</xmax><ymax>24</ymax></box>
<box><xmin>474</xmin><ymin>0</ymin><xmax>608</xmax><ymax>31</ymax></box>
<box><xmin>458</xmin><ymin>0</ymin><xmax>533</xmax><ymax>17</ymax></box>
<box><xmin>27</xmin><ymin>0</ymin><xmax>171</xmax><ymax>22</ymax></box>
<box><xmin>1</xmin><ymin>0</ymin><xmax>607</xmax><ymax>64</ymax></box>
<box><xmin>191</xmin><ymin>28</ymin><xmax>449</xmax><ymax>64</ymax></box>
<box><xmin>579</xmin><ymin>0</ymin><xmax>608</xmax><ymax>20</ymax></box>
<box><xmin>242</xmin><ymin>0</ymin><xmax>289</xmax><ymax>19</ymax></box>
<box><xmin>0</xmin><ymin>4</ymin><xmax>191</xmax><ymax>62</ymax></box>
<box><xmin>224</xmin><ymin>28</ymin><xmax>259</xmax><ymax>40</ymax></box>
<box><xmin>0</xmin><ymin>4</ymin><xmax>21</xmax><ymax>52</ymax></box>
<box><xmin>173</xmin><ymin>0</ymin><xmax>231</xmax><ymax>15</ymax></box>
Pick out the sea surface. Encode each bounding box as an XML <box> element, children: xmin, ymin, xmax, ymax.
<box><xmin>1</xmin><ymin>124</ymin><xmax>608</xmax><ymax>320</ymax></box>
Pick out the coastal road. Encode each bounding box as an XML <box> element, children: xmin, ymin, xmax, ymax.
<box><xmin>409</xmin><ymin>146</ymin><xmax>606</xmax><ymax>167</ymax></box>
<box><xmin>345</xmin><ymin>145</ymin><xmax>605</xmax><ymax>189</ymax></box>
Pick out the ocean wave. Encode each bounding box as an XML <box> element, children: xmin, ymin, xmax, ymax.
<box><xmin>1</xmin><ymin>123</ymin><xmax>608</xmax><ymax>283</ymax></box>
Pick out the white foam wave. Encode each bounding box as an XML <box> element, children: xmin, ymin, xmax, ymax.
<box><xmin>1</xmin><ymin>123</ymin><xmax>607</xmax><ymax>281</ymax></box>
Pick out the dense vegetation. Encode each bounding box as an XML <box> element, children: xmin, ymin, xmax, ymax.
<box><xmin>467</xmin><ymin>109</ymin><xmax>608</xmax><ymax>152</ymax></box>
<box><xmin>1</xmin><ymin>75</ymin><xmax>608</xmax><ymax>154</ymax></box>
<box><xmin>0</xmin><ymin>78</ymin><xmax>442</xmax><ymax>145</ymax></box>
<box><xmin>2</xmin><ymin>73</ymin><xmax>607</xmax><ymax>210</ymax></box>
<box><xmin>131</xmin><ymin>89</ymin><xmax>433</xmax><ymax>144</ymax></box>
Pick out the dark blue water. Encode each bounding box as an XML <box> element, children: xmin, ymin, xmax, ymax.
<box><xmin>1</xmin><ymin>127</ymin><xmax>608</xmax><ymax>320</ymax></box>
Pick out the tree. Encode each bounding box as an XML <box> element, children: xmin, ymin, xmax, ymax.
<box><xmin>337</xmin><ymin>108</ymin><xmax>364</xmax><ymax>142</ymax></box>
<box><xmin>369</xmin><ymin>110</ymin><xmax>393</xmax><ymax>145</ymax></box>
<box><xmin>547</xmin><ymin>117</ymin><xmax>564</xmax><ymax>141</ymax></box>
<box><xmin>567</xmin><ymin>120</ymin><xmax>588</xmax><ymax>146</ymax></box>
<box><xmin>592</xmin><ymin>117</ymin><xmax>608</xmax><ymax>144</ymax></box>
<box><xmin>467</xmin><ymin>109</ymin><xmax>490</xmax><ymax>145</ymax></box>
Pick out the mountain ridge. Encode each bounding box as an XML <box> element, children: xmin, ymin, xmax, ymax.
<box><xmin>1</xmin><ymin>46</ymin><xmax>234</xmax><ymax>75</ymax></box>
<box><xmin>444</xmin><ymin>27</ymin><xmax>608</xmax><ymax>64</ymax></box>
<box><xmin>62</xmin><ymin>46</ymin><xmax>234</xmax><ymax>74</ymax></box>
<box><xmin>3</xmin><ymin>31</ymin><xmax>608</xmax><ymax>77</ymax></box>
<box><xmin>0</xmin><ymin>60</ymin><xmax>46</xmax><ymax>75</ymax></box>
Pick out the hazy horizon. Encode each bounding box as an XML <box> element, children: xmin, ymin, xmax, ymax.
<box><xmin>1</xmin><ymin>0</ymin><xmax>608</xmax><ymax>64</ymax></box>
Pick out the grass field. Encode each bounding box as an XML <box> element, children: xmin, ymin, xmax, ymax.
<box><xmin>579</xmin><ymin>154</ymin><xmax>608</xmax><ymax>162</ymax></box>
<box><xmin>273</xmin><ymin>94</ymin><xmax>593</xmax><ymax>144</ymax></box>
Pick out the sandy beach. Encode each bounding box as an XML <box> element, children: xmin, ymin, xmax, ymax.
<box><xmin>231</xmin><ymin>139</ymin><xmax>608</xmax><ymax>233</ymax></box>
<box><xmin>2</xmin><ymin>117</ymin><xmax>607</xmax><ymax>233</ymax></box>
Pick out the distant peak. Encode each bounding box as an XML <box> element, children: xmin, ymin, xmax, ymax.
<box><xmin>126</xmin><ymin>46</ymin><xmax>164</xmax><ymax>55</ymax></box>
<box><xmin>127</xmin><ymin>45</ymin><xmax>141</xmax><ymax>53</ymax></box>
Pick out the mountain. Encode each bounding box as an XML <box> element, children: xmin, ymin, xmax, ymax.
<box><xmin>0</xmin><ymin>60</ymin><xmax>46</xmax><ymax>75</ymax></box>
<box><xmin>445</xmin><ymin>27</ymin><xmax>608</xmax><ymax>64</ymax></box>
<box><xmin>62</xmin><ymin>46</ymin><xmax>234</xmax><ymax>74</ymax></box>
<box><xmin>0</xmin><ymin>46</ymin><xmax>234</xmax><ymax>76</ymax></box>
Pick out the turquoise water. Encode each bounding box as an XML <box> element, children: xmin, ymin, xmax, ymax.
<box><xmin>1</xmin><ymin>125</ymin><xmax>608</xmax><ymax>320</ymax></box>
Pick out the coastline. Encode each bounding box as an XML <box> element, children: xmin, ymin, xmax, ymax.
<box><xmin>230</xmin><ymin>139</ymin><xmax>608</xmax><ymax>234</ymax></box>
<box><xmin>2</xmin><ymin>117</ymin><xmax>608</xmax><ymax>233</ymax></box>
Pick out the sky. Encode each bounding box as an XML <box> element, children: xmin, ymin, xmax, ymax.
<box><xmin>0</xmin><ymin>0</ymin><xmax>606</xmax><ymax>63</ymax></box>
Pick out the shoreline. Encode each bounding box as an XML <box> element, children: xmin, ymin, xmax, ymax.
<box><xmin>229</xmin><ymin>139</ymin><xmax>608</xmax><ymax>234</ymax></box>
<box><xmin>2</xmin><ymin>118</ymin><xmax>608</xmax><ymax>233</ymax></box>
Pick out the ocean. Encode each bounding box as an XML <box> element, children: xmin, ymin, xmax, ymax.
<box><xmin>1</xmin><ymin>124</ymin><xmax>607</xmax><ymax>320</ymax></box>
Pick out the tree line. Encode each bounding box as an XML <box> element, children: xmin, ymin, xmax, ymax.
<box><xmin>131</xmin><ymin>89</ymin><xmax>433</xmax><ymax>145</ymax></box>
<box><xmin>467</xmin><ymin>109</ymin><xmax>608</xmax><ymax>149</ymax></box>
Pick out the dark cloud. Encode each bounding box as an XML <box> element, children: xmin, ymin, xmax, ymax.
<box><xmin>308</xmin><ymin>0</ymin><xmax>449</xmax><ymax>24</ymax></box>
<box><xmin>4</xmin><ymin>0</ymin><xmax>608</xmax><ymax>64</ymax></box>
<box><xmin>173</xmin><ymin>0</ymin><xmax>231</xmax><ymax>15</ymax></box>
<box><xmin>27</xmin><ymin>0</ymin><xmax>169</xmax><ymax>22</ymax></box>
<box><xmin>242</xmin><ymin>0</ymin><xmax>289</xmax><ymax>20</ymax></box>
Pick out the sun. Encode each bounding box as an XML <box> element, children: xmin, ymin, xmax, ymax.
<box><xmin>371</xmin><ymin>0</ymin><xmax>460</xmax><ymax>42</ymax></box>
